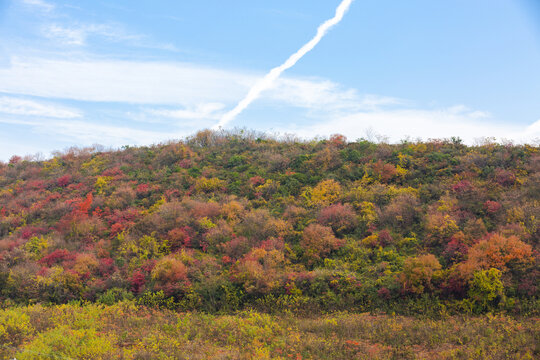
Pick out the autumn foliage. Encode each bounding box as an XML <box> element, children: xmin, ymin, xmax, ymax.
<box><xmin>0</xmin><ymin>130</ymin><xmax>537</xmax><ymax>315</ymax></box>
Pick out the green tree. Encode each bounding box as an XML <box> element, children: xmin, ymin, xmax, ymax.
<box><xmin>468</xmin><ymin>268</ymin><xmax>504</xmax><ymax>312</ymax></box>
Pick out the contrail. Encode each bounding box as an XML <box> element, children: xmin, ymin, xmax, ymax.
<box><xmin>213</xmin><ymin>0</ymin><xmax>354</xmax><ymax>129</ymax></box>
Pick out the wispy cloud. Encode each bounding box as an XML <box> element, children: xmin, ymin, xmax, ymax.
<box><xmin>40</xmin><ymin>120</ymin><xmax>175</xmax><ymax>145</ymax></box>
<box><xmin>42</xmin><ymin>23</ymin><xmax>176</xmax><ymax>50</ymax></box>
<box><xmin>0</xmin><ymin>117</ymin><xmax>175</xmax><ymax>146</ymax></box>
<box><xmin>44</xmin><ymin>24</ymin><xmax>86</xmax><ymax>45</ymax></box>
<box><xmin>276</xmin><ymin>107</ymin><xmax>539</xmax><ymax>144</ymax></box>
<box><xmin>0</xmin><ymin>96</ymin><xmax>82</xmax><ymax>118</ymax></box>
<box><xmin>19</xmin><ymin>1</ymin><xmax>177</xmax><ymax>51</ymax></box>
<box><xmin>147</xmin><ymin>103</ymin><xmax>226</xmax><ymax>120</ymax></box>
<box><xmin>0</xmin><ymin>57</ymin><xmax>252</xmax><ymax>104</ymax></box>
<box><xmin>21</xmin><ymin>0</ymin><xmax>54</xmax><ymax>12</ymax></box>
<box><xmin>0</xmin><ymin>56</ymin><xmax>538</xmax><ymax>145</ymax></box>
<box><xmin>268</xmin><ymin>78</ymin><xmax>404</xmax><ymax>112</ymax></box>
<box><xmin>0</xmin><ymin>57</ymin><xmax>397</xmax><ymax>111</ymax></box>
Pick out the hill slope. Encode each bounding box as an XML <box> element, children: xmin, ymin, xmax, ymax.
<box><xmin>0</xmin><ymin>130</ymin><xmax>538</xmax><ymax>314</ymax></box>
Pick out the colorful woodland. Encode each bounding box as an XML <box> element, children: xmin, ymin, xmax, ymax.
<box><xmin>0</xmin><ymin>130</ymin><xmax>538</xmax><ymax>359</ymax></box>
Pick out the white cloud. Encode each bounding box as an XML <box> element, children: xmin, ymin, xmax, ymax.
<box><xmin>20</xmin><ymin>1</ymin><xmax>177</xmax><ymax>51</ymax></box>
<box><xmin>21</xmin><ymin>0</ymin><xmax>54</xmax><ymax>12</ymax></box>
<box><xmin>44</xmin><ymin>24</ymin><xmax>86</xmax><ymax>45</ymax></box>
<box><xmin>525</xmin><ymin>119</ymin><xmax>540</xmax><ymax>138</ymax></box>
<box><xmin>39</xmin><ymin>120</ymin><xmax>176</xmax><ymax>145</ymax></box>
<box><xmin>276</xmin><ymin>107</ymin><xmax>538</xmax><ymax>144</ymax></box>
<box><xmin>0</xmin><ymin>96</ymin><xmax>82</xmax><ymax>118</ymax></box>
<box><xmin>0</xmin><ymin>117</ymin><xmax>176</xmax><ymax>147</ymax></box>
<box><xmin>268</xmin><ymin>78</ymin><xmax>404</xmax><ymax>112</ymax></box>
<box><xmin>0</xmin><ymin>57</ymin><xmax>252</xmax><ymax>104</ymax></box>
<box><xmin>0</xmin><ymin>56</ymin><xmax>401</xmax><ymax>111</ymax></box>
<box><xmin>0</xmin><ymin>56</ymin><xmax>538</xmax><ymax>145</ymax></box>
<box><xmin>446</xmin><ymin>105</ymin><xmax>490</xmax><ymax>119</ymax></box>
<box><xmin>147</xmin><ymin>103</ymin><xmax>226</xmax><ymax>120</ymax></box>
<box><xmin>42</xmin><ymin>23</ymin><xmax>168</xmax><ymax>48</ymax></box>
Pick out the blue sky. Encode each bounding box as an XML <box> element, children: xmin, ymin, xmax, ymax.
<box><xmin>0</xmin><ymin>0</ymin><xmax>539</xmax><ymax>160</ymax></box>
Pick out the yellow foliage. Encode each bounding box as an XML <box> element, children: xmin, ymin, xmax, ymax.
<box><xmin>221</xmin><ymin>199</ymin><xmax>245</xmax><ymax>224</ymax></box>
<box><xmin>194</xmin><ymin>177</ymin><xmax>226</xmax><ymax>194</ymax></box>
<box><xmin>24</xmin><ymin>236</ymin><xmax>49</xmax><ymax>260</ymax></box>
<box><xmin>0</xmin><ymin>308</ymin><xmax>34</xmax><ymax>348</ymax></box>
<box><xmin>120</xmin><ymin>234</ymin><xmax>168</xmax><ymax>265</ymax></box>
<box><xmin>396</xmin><ymin>165</ymin><xmax>408</xmax><ymax>178</ymax></box>
<box><xmin>81</xmin><ymin>156</ymin><xmax>108</xmax><ymax>175</ymax></box>
<box><xmin>386</xmin><ymin>185</ymin><xmax>418</xmax><ymax>198</ymax></box>
<box><xmin>142</xmin><ymin>195</ymin><xmax>166</xmax><ymax>215</ymax></box>
<box><xmin>436</xmin><ymin>196</ymin><xmax>458</xmax><ymax>213</ymax></box>
<box><xmin>362</xmin><ymin>234</ymin><xmax>379</xmax><ymax>248</ymax></box>
<box><xmin>397</xmin><ymin>153</ymin><xmax>413</xmax><ymax>168</ymax></box>
<box><xmin>360</xmin><ymin>201</ymin><xmax>377</xmax><ymax>226</ymax></box>
<box><xmin>0</xmin><ymin>304</ymin><xmax>536</xmax><ymax>359</ymax></box>
<box><xmin>304</xmin><ymin>179</ymin><xmax>342</xmax><ymax>207</ymax></box>
<box><xmin>95</xmin><ymin>176</ymin><xmax>113</xmax><ymax>194</ymax></box>
<box><xmin>42</xmin><ymin>157</ymin><xmax>61</xmax><ymax>173</ymax></box>
<box><xmin>506</xmin><ymin>207</ymin><xmax>525</xmax><ymax>223</ymax></box>
<box><xmin>16</xmin><ymin>326</ymin><xmax>115</xmax><ymax>360</ymax></box>
<box><xmin>199</xmin><ymin>216</ymin><xmax>216</xmax><ymax>230</ymax></box>
<box><xmin>36</xmin><ymin>266</ymin><xmax>64</xmax><ymax>287</ymax></box>
<box><xmin>409</xmin><ymin>143</ymin><xmax>428</xmax><ymax>154</ymax></box>
<box><xmin>426</xmin><ymin>213</ymin><xmax>459</xmax><ymax>240</ymax></box>
<box><xmin>35</xmin><ymin>266</ymin><xmax>84</xmax><ymax>297</ymax></box>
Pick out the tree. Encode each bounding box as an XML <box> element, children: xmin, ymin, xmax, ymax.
<box><xmin>370</xmin><ymin>160</ymin><xmax>397</xmax><ymax>183</ymax></box>
<box><xmin>400</xmin><ymin>254</ymin><xmax>442</xmax><ymax>294</ymax></box>
<box><xmin>468</xmin><ymin>268</ymin><xmax>504</xmax><ymax>312</ymax></box>
<box><xmin>317</xmin><ymin>203</ymin><xmax>358</xmax><ymax>235</ymax></box>
<box><xmin>300</xmin><ymin>224</ymin><xmax>343</xmax><ymax>265</ymax></box>
<box><xmin>151</xmin><ymin>256</ymin><xmax>189</xmax><ymax>297</ymax></box>
<box><xmin>231</xmin><ymin>247</ymin><xmax>287</xmax><ymax>294</ymax></box>
<box><xmin>458</xmin><ymin>233</ymin><xmax>533</xmax><ymax>278</ymax></box>
<box><xmin>305</xmin><ymin>179</ymin><xmax>342</xmax><ymax>207</ymax></box>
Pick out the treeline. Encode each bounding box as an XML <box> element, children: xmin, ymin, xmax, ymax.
<box><xmin>0</xmin><ymin>130</ymin><xmax>538</xmax><ymax>315</ymax></box>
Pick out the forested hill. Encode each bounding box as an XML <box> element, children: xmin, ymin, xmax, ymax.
<box><xmin>0</xmin><ymin>130</ymin><xmax>538</xmax><ymax>314</ymax></box>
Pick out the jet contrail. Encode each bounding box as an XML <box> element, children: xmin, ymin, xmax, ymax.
<box><xmin>213</xmin><ymin>0</ymin><xmax>354</xmax><ymax>129</ymax></box>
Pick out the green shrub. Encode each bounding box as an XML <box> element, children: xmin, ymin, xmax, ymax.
<box><xmin>97</xmin><ymin>288</ymin><xmax>134</xmax><ymax>305</ymax></box>
<box><xmin>468</xmin><ymin>268</ymin><xmax>504</xmax><ymax>313</ymax></box>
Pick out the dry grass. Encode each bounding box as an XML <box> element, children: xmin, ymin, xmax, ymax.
<box><xmin>1</xmin><ymin>302</ymin><xmax>538</xmax><ymax>359</ymax></box>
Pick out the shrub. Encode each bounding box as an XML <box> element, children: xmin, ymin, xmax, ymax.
<box><xmin>400</xmin><ymin>254</ymin><xmax>442</xmax><ymax>294</ymax></box>
<box><xmin>16</xmin><ymin>326</ymin><xmax>114</xmax><ymax>360</ymax></box>
<box><xmin>97</xmin><ymin>287</ymin><xmax>134</xmax><ymax>305</ymax></box>
<box><xmin>307</xmin><ymin>179</ymin><xmax>342</xmax><ymax>207</ymax></box>
<box><xmin>151</xmin><ymin>256</ymin><xmax>190</xmax><ymax>296</ymax></box>
<box><xmin>300</xmin><ymin>224</ymin><xmax>343</xmax><ymax>265</ymax></box>
<box><xmin>0</xmin><ymin>309</ymin><xmax>34</xmax><ymax>350</ymax></box>
<box><xmin>458</xmin><ymin>233</ymin><xmax>533</xmax><ymax>278</ymax></box>
<box><xmin>317</xmin><ymin>203</ymin><xmax>358</xmax><ymax>235</ymax></box>
<box><xmin>468</xmin><ymin>268</ymin><xmax>504</xmax><ymax>312</ymax></box>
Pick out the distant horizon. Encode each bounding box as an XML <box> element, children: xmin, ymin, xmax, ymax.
<box><xmin>1</xmin><ymin>0</ymin><xmax>539</xmax><ymax>160</ymax></box>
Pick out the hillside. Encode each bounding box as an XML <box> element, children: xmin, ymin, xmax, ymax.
<box><xmin>0</xmin><ymin>130</ymin><xmax>538</xmax><ymax>315</ymax></box>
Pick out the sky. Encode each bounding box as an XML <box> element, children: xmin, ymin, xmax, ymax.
<box><xmin>0</xmin><ymin>0</ymin><xmax>539</xmax><ymax>160</ymax></box>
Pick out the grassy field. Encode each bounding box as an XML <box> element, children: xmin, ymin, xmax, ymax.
<box><xmin>1</xmin><ymin>302</ymin><xmax>538</xmax><ymax>359</ymax></box>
